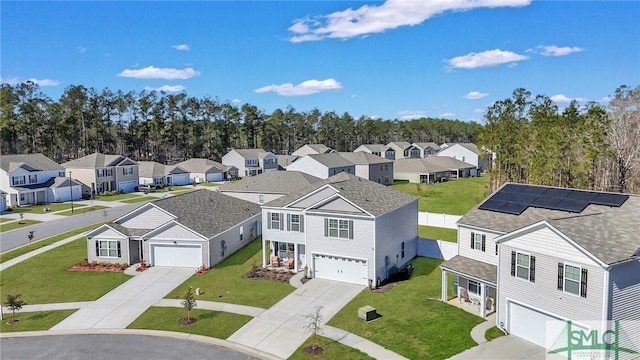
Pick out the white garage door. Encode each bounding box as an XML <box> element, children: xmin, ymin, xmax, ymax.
<box><xmin>206</xmin><ymin>173</ymin><xmax>223</xmax><ymax>182</ymax></box>
<box><xmin>119</xmin><ymin>180</ymin><xmax>137</xmax><ymax>193</ymax></box>
<box><xmin>170</xmin><ymin>174</ymin><xmax>191</xmax><ymax>186</ymax></box>
<box><xmin>313</xmin><ymin>254</ymin><xmax>368</xmax><ymax>285</ymax></box>
<box><xmin>508</xmin><ymin>302</ymin><xmax>571</xmax><ymax>349</ymax></box>
<box><xmin>151</xmin><ymin>244</ymin><xmax>202</xmax><ymax>268</ymax></box>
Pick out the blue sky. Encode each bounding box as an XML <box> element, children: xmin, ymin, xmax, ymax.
<box><xmin>2</xmin><ymin>1</ymin><xmax>639</xmax><ymax>122</ymax></box>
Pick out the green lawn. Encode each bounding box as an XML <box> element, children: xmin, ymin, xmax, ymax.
<box><xmin>156</xmin><ymin>186</ymin><xmax>190</xmax><ymax>193</ymax></box>
<box><xmin>128</xmin><ymin>307</ymin><xmax>251</xmax><ymax>339</ymax></box>
<box><xmin>121</xmin><ymin>196</ymin><xmax>156</xmax><ymax>203</ymax></box>
<box><xmin>392</xmin><ymin>176</ymin><xmax>488</xmax><ymax>215</ymax></box>
<box><xmin>0</xmin><ymin>218</ymin><xmax>12</xmax><ymax>223</ymax></box>
<box><xmin>418</xmin><ymin>225</ymin><xmax>458</xmax><ymax>242</ymax></box>
<box><xmin>0</xmin><ymin>310</ymin><xmax>77</xmax><ymax>332</ymax></box>
<box><xmin>0</xmin><ymin>219</ymin><xmax>42</xmax><ymax>233</ymax></box>
<box><xmin>94</xmin><ymin>193</ymin><xmax>141</xmax><ymax>201</ymax></box>
<box><xmin>196</xmin><ymin>182</ymin><xmax>219</xmax><ymax>187</ymax></box>
<box><xmin>0</xmin><ymin>222</ymin><xmax>107</xmax><ymax>263</ymax></box>
<box><xmin>165</xmin><ymin>238</ymin><xmax>294</xmax><ymax>308</ymax></box>
<box><xmin>289</xmin><ymin>336</ymin><xmax>374</xmax><ymax>360</ymax></box>
<box><xmin>327</xmin><ymin>257</ymin><xmax>483</xmax><ymax>360</ymax></box>
<box><xmin>485</xmin><ymin>326</ymin><xmax>506</xmax><ymax>341</ymax></box>
<box><xmin>9</xmin><ymin>203</ymin><xmax>86</xmax><ymax>214</ymax></box>
<box><xmin>58</xmin><ymin>205</ymin><xmax>108</xmax><ymax>216</ymax></box>
<box><xmin>0</xmin><ymin>238</ymin><xmax>130</xmax><ymax>304</ymax></box>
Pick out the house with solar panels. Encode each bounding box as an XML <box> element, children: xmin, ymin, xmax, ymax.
<box><xmin>440</xmin><ymin>183</ymin><xmax>640</xmax><ymax>350</ymax></box>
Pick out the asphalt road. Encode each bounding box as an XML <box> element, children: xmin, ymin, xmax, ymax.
<box><xmin>0</xmin><ymin>334</ymin><xmax>262</xmax><ymax>360</ymax></box>
<box><xmin>0</xmin><ymin>204</ymin><xmax>139</xmax><ymax>252</ymax></box>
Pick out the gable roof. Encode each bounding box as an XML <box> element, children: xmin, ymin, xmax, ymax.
<box><xmin>276</xmin><ymin>155</ymin><xmax>299</xmax><ymax>168</ymax></box>
<box><xmin>150</xmin><ymin>189</ymin><xmax>261</xmax><ymax>238</ymax></box>
<box><xmin>306</xmin><ymin>153</ymin><xmax>354</xmax><ymax>168</ymax></box>
<box><xmin>219</xmin><ymin>171</ymin><xmax>322</xmax><ymax>194</ymax></box>
<box><xmin>393</xmin><ymin>158</ymin><xmax>450</xmax><ymax>173</ymax></box>
<box><xmin>265</xmin><ymin>172</ymin><xmax>417</xmax><ymax>216</ymax></box>
<box><xmin>61</xmin><ymin>152</ymin><xmax>136</xmax><ymax>168</ymax></box>
<box><xmin>293</xmin><ymin>144</ymin><xmax>334</xmax><ymax>155</ymax></box>
<box><xmin>442</xmin><ymin>143</ymin><xmax>479</xmax><ymax>154</ymax></box>
<box><xmin>356</xmin><ymin>144</ymin><xmax>391</xmax><ymax>153</ymax></box>
<box><xmin>1</xmin><ymin>153</ymin><xmax>63</xmax><ymax>172</ymax></box>
<box><xmin>138</xmin><ymin>161</ymin><xmax>166</xmax><ymax>178</ymax></box>
<box><xmin>413</xmin><ymin>142</ymin><xmax>441</xmax><ymax>151</ymax></box>
<box><xmin>176</xmin><ymin>158</ymin><xmax>224</xmax><ymax>174</ymax></box>
<box><xmin>460</xmin><ymin>183</ymin><xmax>639</xmax><ymax>265</ymax></box>
<box><xmin>423</xmin><ymin>156</ymin><xmax>475</xmax><ymax>169</ymax></box>
<box><xmin>337</xmin><ymin>152</ymin><xmax>392</xmax><ymax>165</ymax></box>
<box><xmin>387</xmin><ymin>141</ymin><xmax>411</xmax><ymax>150</ymax></box>
<box><xmin>231</xmin><ymin>149</ymin><xmax>272</xmax><ymax>159</ymax></box>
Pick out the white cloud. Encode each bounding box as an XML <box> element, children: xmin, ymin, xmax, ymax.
<box><xmin>1</xmin><ymin>77</ymin><xmax>59</xmax><ymax>86</ymax></box>
<box><xmin>288</xmin><ymin>0</ymin><xmax>531</xmax><ymax>42</ymax></box>
<box><xmin>463</xmin><ymin>91</ymin><xmax>488</xmax><ymax>99</ymax></box>
<box><xmin>446</xmin><ymin>49</ymin><xmax>528</xmax><ymax>69</ymax></box>
<box><xmin>231</xmin><ymin>98</ymin><xmax>242</xmax><ymax>103</ymax></box>
<box><xmin>534</xmin><ymin>45</ymin><xmax>584</xmax><ymax>57</ymax></box>
<box><xmin>118</xmin><ymin>66</ymin><xmax>200</xmax><ymax>80</ymax></box>
<box><xmin>550</xmin><ymin>94</ymin><xmax>587</xmax><ymax>103</ymax></box>
<box><xmin>172</xmin><ymin>44</ymin><xmax>191</xmax><ymax>51</ymax></box>
<box><xmin>144</xmin><ymin>85</ymin><xmax>185</xmax><ymax>92</ymax></box>
<box><xmin>255</xmin><ymin>78</ymin><xmax>342</xmax><ymax>96</ymax></box>
<box><xmin>440</xmin><ymin>112</ymin><xmax>456</xmax><ymax>118</ymax></box>
<box><xmin>396</xmin><ymin>110</ymin><xmax>427</xmax><ymax>120</ymax></box>
<box><xmin>473</xmin><ymin>108</ymin><xmax>485</xmax><ymax>113</ymax></box>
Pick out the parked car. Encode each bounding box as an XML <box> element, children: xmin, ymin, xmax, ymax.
<box><xmin>138</xmin><ymin>184</ymin><xmax>156</xmax><ymax>193</ymax></box>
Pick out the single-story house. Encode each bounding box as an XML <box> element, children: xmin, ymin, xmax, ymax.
<box><xmin>176</xmin><ymin>158</ymin><xmax>237</xmax><ymax>183</ymax></box>
<box><xmin>393</xmin><ymin>158</ymin><xmax>451</xmax><ymax>183</ymax></box>
<box><xmin>138</xmin><ymin>161</ymin><xmax>191</xmax><ymax>187</ymax></box>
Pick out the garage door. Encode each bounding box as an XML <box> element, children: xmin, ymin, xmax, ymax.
<box><xmin>119</xmin><ymin>180</ymin><xmax>137</xmax><ymax>193</ymax></box>
<box><xmin>508</xmin><ymin>302</ymin><xmax>572</xmax><ymax>349</ymax></box>
<box><xmin>170</xmin><ymin>174</ymin><xmax>191</xmax><ymax>186</ymax></box>
<box><xmin>151</xmin><ymin>244</ymin><xmax>202</xmax><ymax>267</ymax></box>
<box><xmin>313</xmin><ymin>254</ymin><xmax>368</xmax><ymax>285</ymax></box>
<box><xmin>206</xmin><ymin>173</ymin><xmax>223</xmax><ymax>182</ymax></box>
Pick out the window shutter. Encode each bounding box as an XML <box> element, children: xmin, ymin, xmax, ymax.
<box><xmin>510</xmin><ymin>251</ymin><xmax>516</xmax><ymax>276</ymax></box>
<box><xmin>267</xmin><ymin>212</ymin><xmax>271</xmax><ymax>229</ymax></box>
<box><xmin>279</xmin><ymin>213</ymin><xmax>284</xmax><ymax>230</ymax></box>
<box><xmin>481</xmin><ymin>235</ymin><xmax>486</xmax><ymax>252</ymax></box>
<box><xmin>529</xmin><ymin>256</ymin><xmax>535</xmax><ymax>283</ymax></box>
<box><xmin>348</xmin><ymin>220</ymin><xmax>354</xmax><ymax>239</ymax></box>
<box><xmin>96</xmin><ymin>241</ymin><xmax>100</xmax><ymax>257</ymax></box>
<box><xmin>324</xmin><ymin>218</ymin><xmax>328</xmax><ymax>237</ymax></box>
<box><xmin>580</xmin><ymin>268</ymin><xmax>588</xmax><ymax>298</ymax></box>
<box><xmin>471</xmin><ymin>232</ymin><xmax>475</xmax><ymax>249</ymax></box>
<box><xmin>117</xmin><ymin>241</ymin><xmax>121</xmax><ymax>257</ymax></box>
<box><xmin>300</xmin><ymin>215</ymin><xmax>304</xmax><ymax>232</ymax></box>
<box><xmin>287</xmin><ymin>214</ymin><xmax>291</xmax><ymax>231</ymax></box>
<box><xmin>557</xmin><ymin>263</ymin><xmax>564</xmax><ymax>290</ymax></box>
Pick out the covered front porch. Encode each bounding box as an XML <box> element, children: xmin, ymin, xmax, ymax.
<box><xmin>441</xmin><ymin>255</ymin><xmax>497</xmax><ymax>319</ymax></box>
<box><xmin>261</xmin><ymin>240</ymin><xmax>306</xmax><ymax>274</ymax></box>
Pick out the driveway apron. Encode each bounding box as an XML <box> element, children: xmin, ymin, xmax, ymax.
<box><xmin>447</xmin><ymin>335</ymin><xmax>548</xmax><ymax>360</ymax></box>
<box><xmin>227</xmin><ymin>279</ymin><xmax>364</xmax><ymax>359</ymax></box>
<box><xmin>51</xmin><ymin>267</ymin><xmax>194</xmax><ymax>330</ymax></box>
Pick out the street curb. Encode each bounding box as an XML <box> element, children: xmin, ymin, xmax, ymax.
<box><xmin>0</xmin><ymin>329</ymin><xmax>282</xmax><ymax>360</ymax></box>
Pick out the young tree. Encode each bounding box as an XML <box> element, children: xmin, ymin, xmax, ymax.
<box><xmin>27</xmin><ymin>230</ymin><xmax>35</xmax><ymax>246</ymax></box>
<box><xmin>5</xmin><ymin>293</ymin><xmax>25</xmax><ymax>325</ymax></box>
<box><xmin>181</xmin><ymin>286</ymin><xmax>197</xmax><ymax>323</ymax></box>
<box><xmin>304</xmin><ymin>305</ymin><xmax>324</xmax><ymax>353</ymax></box>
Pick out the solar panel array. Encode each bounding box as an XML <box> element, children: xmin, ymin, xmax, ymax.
<box><xmin>478</xmin><ymin>184</ymin><xmax>629</xmax><ymax>215</ymax></box>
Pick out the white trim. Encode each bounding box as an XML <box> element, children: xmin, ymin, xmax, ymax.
<box><xmin>306</xmin><ymin>192</ymin><xmax>374</xmax><ymax>218</ymax></box>
<box><xmin>142</xmin><ymin>220</ymin><xmax>208</xmax><ymax>241</ymax></box>
<box><xmin>283</xmin><ymin>184</ymin><xmax>340</xmax><ymax>208</ymax></box>
<box><xmin>561</xmin><ymin>261</ymin><xmax>583</xmax><ymax>298</ymax></box>
<box><xmin>505</xmin><ymin>297</ymin><xmax>591</xmax><ymax>334</ymax></box>
<box><xmin>601</xmin><ymin>268</ymin><xmax>609</xmax><ymax>326</ymax></box>
<box><xmin>515</xmin><ymin>250</ymin><xmax>532</xmax><ymax>282</ymax></box>
<box><xmin>457</xmin><ymin>223</ymin><xmax>505</xmax><ymax>236</ymax></box>
<box><xmin>440</xmin><ymin>267</ymin><xmax>497</xmax><ymax>287</ymax></box>
<box><xmin>86</xmin><ymin>224</ymin><xmax>128</xmax><ymax>238</ymax></box>
<box><xmin>112</xmin><ymin>202</ymin><xmax>176</xmax><ymax>224</ymax></box>
<box><xmin>97</xmin><ymin>239</ymin><xmax>120</xmax><ymax>258</ymax></box>
<box><xmin>148</xmin><ymin>241</ymin><xmax>203</xmax><ymax>267</ymax></box>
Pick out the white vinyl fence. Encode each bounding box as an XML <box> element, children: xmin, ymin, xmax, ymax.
<box><xmin>417</xmin><ymin>238</ymin><xmax>459</xmax><ymax>260</ymax></box>
<box><xmin>418</xmin><ymin>212</ymin><xmax>461</xmax><ymax>229</ymax></box>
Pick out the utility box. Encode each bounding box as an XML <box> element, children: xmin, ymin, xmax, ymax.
<box><xmin>358</xmin><ymin>306</ymin><xmax>378</xmax><ymax>322</ymax></box>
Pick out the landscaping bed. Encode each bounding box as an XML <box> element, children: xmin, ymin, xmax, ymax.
<box><xmin>243</xmin><ymin>266</ymin><xmax>295</xmax><ymax>283</ymax></box>
<box><xmin>67</xmin><ymin>260</ymin><xmax>128</xmax><ymax>272</ymax></box>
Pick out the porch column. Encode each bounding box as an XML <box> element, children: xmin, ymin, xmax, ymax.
<box><xmin>261</xmin><ymin>238</ymin><xmax>267</xmax><ymax>268</ymax></box>
<box><xmin>441</xmin><ymin>268</ymin><xmax>448</xmax><ymax>302</ymax></box>
<box><xmin>480</xmin><ymin>282</ymin><xmax>486</xmax><ymax>318</ymax></box>
<box><xmin>293</xmin><ymin>244</ymin><xmax>298</xmax><ymax>273</ymax></box>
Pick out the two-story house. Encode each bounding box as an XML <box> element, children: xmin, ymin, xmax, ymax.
<box><xmin>62</xmin><ymin>152</ymin><xmax>140</xmax><ymax>194</ymax></box>
<box><xmin>261</xmin><ymin>172</ymin><xmax>418</xmax><ymax>287</ymax></box>
<box><xmin>437</xmin><ymin>143</ymin><xmax>480</xmax><ymax>173</ymax></box>
<box><xmin>285</xmin><ymin>153</ymin><xmax>355</xmax><ymax>180</ymax></box>
<box><xmin>336</xmin><ymin>152</ymin><xmax>394</xmax><ymax>185</ymax></box>
<box><xmin>0</xmin><ymin>153</ymin><xmax>83</xmax><ymax>207</ymax></box>
<box><xmin>138</xmin><ymin>161</ymin><xmax>191</xmax><ymax>187</ymax></box>
<box><xmin>175</xmin><ymin>158</ymin><xmax>236</xmax><ymax>183</ymax></box>
<box><xmin>412</xmin><ymin>142</ymin><xmax>441</xmax><ymax>157</ymax></box>
<box><xmin>222</xmin><ymin>149</ymin><xmax>278</xmax><ymax>177</ymax></box>
<box><xmin>386</xmin><ymin>141</ymin><xmax>412</xmax><ymax>160</ymax></box>
<box><xmin>440</xmin><ymin>183</ymin><xmax>640</xmax><ymax>351</ymax></box>
<box><xmin>291</xmin><ymin>144</ymin><xmax>335</xmax><ymax>156</ymax></box>
<box><xmin>353</xmin><ymin>144</ymin><xmax>396</xmax><ymax>160</ymax></box>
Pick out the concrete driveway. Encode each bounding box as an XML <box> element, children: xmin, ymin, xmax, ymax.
<box><xmin>447</xmin><ymin>335</ymin><xmax>547</xmax><ymax>360</ymax></box>
<box><xmin>228</xmin><ymin>279</ymin><xmax>364</xmax><ymax>359</ymax></box>
<box><xmin>51</xmin><ymin>267</ymin><xmax>194</xmax><ymax>330</ymax></box>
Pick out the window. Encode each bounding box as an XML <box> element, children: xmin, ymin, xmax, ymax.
<box><xmin>462</xmin><ymin>156</ymin><xmax>466</xmax><ymax>162</ymax></box>
<box><xmin>96</xmin><ymin>240</ymin><xmax>120</xmax><ymax>258</ymax></box>
<box><xmin>380</xmin><ymin>165</ymin><xmax>384</xmax><ymax>171</ymax></box>
<box><xmin>28</xmin><ymin>175</ymin><xmax>37</xmax><ymax>183</ymax></box>
<box><xmin>558</xmin><ymin>263</ymin><xmax>587</xmax><ymax>297</ymax></box>
<box><xmin>468</xmin><ymin>280</ymin><xmax>481</xmax><ymax>296</ymax></box>
<box><xmin>495</xmin><ymin>244</ymin><xmax>498</xmax><ymax>256</ymax></box>
<box><xmin>278</xmin><ymin>242</ymin><xmax>295</xmax><ymax>260</ymax></box>
<box><xmin>470</xmin><ymin>232</ymin><xmax>486</xmax><ymax>252</ymax></box>
<box><xmin>270</xmin><ymin>213</ymin><xmax>281</xmax><ymax>230</ymax></box>
<box><xmin>401</xmin><ymin>242</ymin><xmax>405</xmax><ymax>258</ymax></box>
<box><xmin>12</xmin><ymin>176</ymin><xmax>25</xmax><ymax>185</ymax></box>
<box><xmin>239</xmin><ymin>226</ymin><xmax>244</xmax><ymax>241</ymax></box>
<box><xmin>59</xmin><ymin>171</ymin><xmax>65</xmax><ymax>177</ymax></box>
<box><xmin>19</xmin><ymin>193</ymin><xmax>25</xmax><ymax>202</ymax></box>
<box><xmin>258</xmin><ymin>195</ymin><xmax>265</xmax><ymax>204</ymax></box>
<box><xmin>510</xmin><ymin>251</ymin><xmax>536</xmax><ymax>282</ymax></box>
<box><xmin>385</xmin><ymin>164</ymin><xmax>389</xmax><ymax>171</ymax></box>
<box><xmin>288</xmin><ymin>214</ymin><xmax>303</xmax><ymax>232</ymax></box>
<box><xmin>123</xmin><ymin>167</ymin><xmax>133</xmax><ymax>175</ymax></box>
<box><xmin>325</xmin><ymin>218</ymin><xmax>353</xmax><ymax>239</ymax></box>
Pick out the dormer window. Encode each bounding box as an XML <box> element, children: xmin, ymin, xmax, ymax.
<box><xmin>29</xmin><ymin>175</ymin><xmax>38</xmax><ymax>183</ymax></box>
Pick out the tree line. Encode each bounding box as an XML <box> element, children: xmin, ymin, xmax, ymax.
<box><xmin>0</xmin><ymin>82</ymin><xmax>481</xmax><ymax>164</ymax></box>
<box><xmin>479</xmin><ymin>86</ymin><xmax>640</xmax><ymax>194</ymax></box>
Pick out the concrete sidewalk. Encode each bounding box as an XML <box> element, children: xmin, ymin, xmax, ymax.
<box><xmin>227</xmin><ymin>279</ymin><xmax>364</xmax><ymax>359</ymax></box>
<box><xmin>155</xmin><ymin>299</ymin><xmax>265</xmax><ymax>317</ymax></box>
<box><xmin>0</xmin><ymin>234</ymin><xmax>87</xmax><ymax>272</ymax></box>
<box><xmin>51</xmin><ymin>267</ymin><xmax>194</xmax><ymax>330</ymax></box>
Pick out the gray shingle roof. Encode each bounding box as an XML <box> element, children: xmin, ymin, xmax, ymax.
<box><xmin>138</xmin><ymin>161</ymin><xmax>166</xmax><ymax>178</ymax></box>
<box><xmin>232</xmin><ymin>149</ymin><xmax>271</xmax><ymax>159</ymax></box>
<box><xmin>441</xmin><ymin>255</ymin><xmax>498</xmax><ymax>285</ymax></box>
<box><xmin>424</xmin><ymin>156</ymin><xmax>475</xmax><ymax>169</ymax></box>
<box><xmin>294</xmin><ymin>144</ymin><xmax>333</xmax><ymax>154</ymax></box>
<box><xmin>62</xmin><ymin>153</ymin><xmax>135</xmax><ymax>168</ymax></box>
<box><xmin>1</xmin><ymin>153</ymin><xmax>63</xmax><ymax>172</ymax></box>
<box><xmin>176</xmin><ymin>158</ymin><xmax>224</xmax><ymax>174</ymax></box>
<box><xmin>306</xmin><ymin>153</ymin><xmax>354</xmax><ymax>168</ymax></box>
<box><xmin>265</xmin><ymin>172</ymin><xmax>417</xmax><ymax>216</ymax></box>
<box><xmin>151</xmin><ymin>189</ymin><xmax>261</xmax><ymax>238</ymax></box>
<box><xmin>277</xmin><ymin>155</ymin><xmax>299</xmax><ymax>168</ymax></box>
<box><xmin>219</xmin><ymin>171</ymin><xmax>322</xmax><ymax>194</ymax></box>
<box><xmin>460</xmin><ymin>184</ymin><xmax>640</xmax><ymax>265</ymax></box>
<box><xmin>457</xmin><ymin>143</ymin><xmax>480</xmax><ymax>154</ymax></box>
<box><xmin>414</xmin><ymin>142</ymin><xmax>441</xmax><ymax>151</ymax></box>
<box><xmin>393</xmin><ymin>158</ymin><xmax>450</xmax><ymax>173</ymax></box>
<box><xmin>337</xmin><ymin>152</ymin><xmax>392</xmax><ymax>165</ymax></box>
<box><xmin>357</xmin><ymin>144</ymin><xmax>389</xmax><ymax>153</ymax></box>
<box><xmin>387</xmin><ymin>141</ymin><xmax>411</xmax><ymax>150</ymax></box>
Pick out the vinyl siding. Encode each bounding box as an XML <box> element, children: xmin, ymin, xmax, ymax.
<box><xmin>374</xmin><ymin>200</ymin><xmax>418</xmax><ymax>281</ymax></box>
<box><xmin>315</xmin><ymin>197</ymin><xmax>363</xmax><ymax>213</ymax></box>
<box><xmin>437</xmin><ymin>145</ymin><xmax>478</xmax><ymax>167</ymax></box>
<box><xmin>262</xmin><ymin>209</ymin><xmax>306</xmax><ymax>246</ymax></box>
<box><xmin>286</xmin><ymin>157</ymin><xmax>330</xmax><ymax>179</ymax></box>
<box><xmin>498</xmin><ymin>243</ymin><xmax>606</xmax><ymax>332</ymax></box>
<box><xmin>458</xmin><ymin>225</ymin><xmax>502</xmax><ymax>266</ymax></box>
<box><xmin>222</xmin><ymin>151</ymin><xmax>247</xmax><ymax>176</ymax></box>
<box><xmin>209</xmin><ymin>218</ymin><xmax>259</xmax><ymax>267</ymax></box>
<box><xmin>118</xmin><ymin>206</ymin><xmax>174</xmax><ymax>229</ymax></box>
<box><xmin>393</xmin><ymin>172</ymin><xmax>420</xmax><ymax>184</ymax></box>
<box><xmin>289</xmin><ymin>187</ymin><xmax>337</xmax><ymax>208</ymax></box>
<box><xmin>364</xmin><ymin>163</ymin><xmax>393</xmax><ymax>185</ymax></box>
<box><xmin>144</xmin><ymin>222</ymin><xmax>207</xmax><ymax>241</ymax></box>
<box><xmin>608</xmin><ymin>259</ymin><xmax>640</xmax><ymax>348</ymax></box>
<box><xmin>87</xmin><ymin>229</ymin><xmax>129</xmax><ymax>264</ymax></box>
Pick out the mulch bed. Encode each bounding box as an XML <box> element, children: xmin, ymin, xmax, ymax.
<box><xmin>243</xmin><ymin>268</ymin><xmax>294</xmax><ymax>283</ymax></box>
<box><xmin>179</xmin><ymin>317</ymin><xmax>198</xmax><ymax>326</ymax></box>
<box><xmin>67</xmin><ymin>261</ymin><xmax>127</xmax><ymax>273</ymax></box>
<box><xmin>304</xmin><ymin>345</ymin><xmax>324</xmax><ymax>356</ymax></box>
